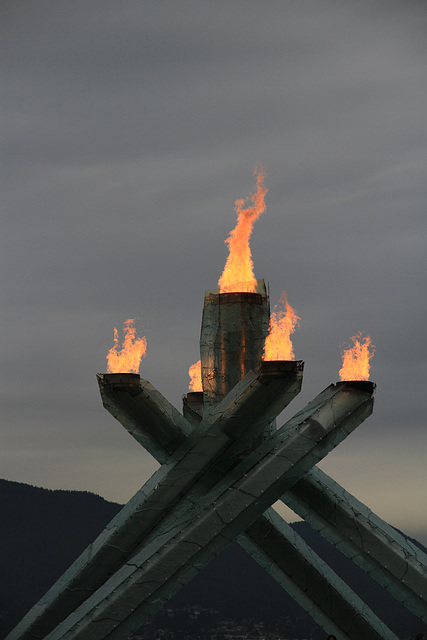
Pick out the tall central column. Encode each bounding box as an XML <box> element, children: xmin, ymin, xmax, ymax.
<box><xmin>200</xmin><ymin>278</ymin><xmax>270</xmax><ymax>412</ymax></box>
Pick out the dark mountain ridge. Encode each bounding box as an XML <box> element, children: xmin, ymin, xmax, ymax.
<box><xmin>0</xmin><ymin>478</ymin><xmax>425</xmax><ymax>639</ymax></box>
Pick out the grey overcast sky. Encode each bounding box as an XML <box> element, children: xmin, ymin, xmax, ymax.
<box><xmin>2</xmin><ymin>2</ymin><xmax>427</xmax><ymax>543</ymax></box>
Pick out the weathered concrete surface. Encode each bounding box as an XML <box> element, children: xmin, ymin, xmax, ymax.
<box><xmin>39</xmin><ymin>382</ymin><xmax>375</xmax><ymax>640</ymax></box>
<box><xmin>7</xmin><ymin>270</ymin><xmax>423</xmax><ymax>640</ymax></box>
<box><xmin>283</xmin><ymin>466</ymin><xmax>427</xmax><ymax>622</ymax></box>
<box><xmin>8</xmin><ymin>370</ymin><xmax>425</xmax><ymax>640</ymax></box>
<box><xmin>182</xmin><ymin>391</ymin><xmax>203</xmax><ymax>427</ymax></box>
<box><xmin>6</xmin><ymin>363</ymin><xmax>302</xmax><ymax>640</ymax></box>
<box><xmin>97</xmin><ymin>373</ymin><xmax>193</xmax><ymax>463</ymax></box>
<box><xmin>200</xmin><ymin>279</ymin><xmax>270</xmax><ymax>410</ymax></box>
<box><xmin>180</xmin><ymin>387</ymin><xmax>427</xmax><ymax>625</ymax></box>
<box><xmin>240</xmin><ymin>508</ymin><xmax>398</xmax><ymax>640</ymax></box>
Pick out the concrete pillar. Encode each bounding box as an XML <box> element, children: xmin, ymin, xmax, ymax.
<box><xmin>200</xmin><ymin>279</ymin><xmax>269</xmax><ymax>411</ymax></box>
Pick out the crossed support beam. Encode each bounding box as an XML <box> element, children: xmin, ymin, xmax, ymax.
<box><xmin>7</xmin><ymin>281</ymin><xmax>427</xmax><ymax>640</ymax></box>
<box><xmin>98</xmin><ymin>374</ymin><xmax>427</xmax><ymax>640</ymax></box>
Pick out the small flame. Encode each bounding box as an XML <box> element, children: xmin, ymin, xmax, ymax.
<box><xmin>188</xmin><ymin>360</ymin><xmax>203</xmax><ymax>392</ymax></box>
<box><xmin>263</xmin><ymin>292</ymin><xmax>300</xmax><ymax>361</ymax></box>
<box><xmin>106</xmin><ymin>319</ymin><xmax>147</xmax><ymax>374</ymax></box>
<box><xmin>339</xmin><ymin>333</ymin><xmax>375</xmax><ymax>381</ymax></box>
<box><xmin>218</xmin><ymin>168</ymin><xmax>268</xmax><ymax>293</ymax></box>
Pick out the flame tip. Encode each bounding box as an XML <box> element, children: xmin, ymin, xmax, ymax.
<box><xmin>263</xmin><ymin>294</ymin><xmax>300</xmax><ymax>362</ymax></box>
<box><xmin>218</xmin><ymin>169</ymin><xmax>268</xmax><ymax>294</ymax></box>
<box><xmin>106</xmin><ymin>319</ymin><xmax>147</xmax><ymax>374</ymax></box>
<box><xmin>338</xmin><ymin>332</ymin><xmax>375</xmax><ymax>382</ymax></box>
<box><xmin>188</xmin><ymin>359</ymin><xmax>203</xmax><ymax>392</ymax></box>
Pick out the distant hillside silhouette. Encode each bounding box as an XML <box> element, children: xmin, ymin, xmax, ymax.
<box><xmin>0</xmin><ymin>479</ymin><xmax>425</xmax><ymax>639</ymax></box>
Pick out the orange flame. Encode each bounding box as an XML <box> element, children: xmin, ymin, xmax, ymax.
<box><xmin>106</xmin><ymin>319</ymin><xmax>147</xmax><ymax>374</ymax></box>
<box><xmin>339</xmin><ymin>333</ymin><xmax>375</xmax><ymax>381</ymax></box>
<box><xmin>188</xmin><ymin>359</ymin><xmax>203</xmax><ymax>392</ymax></box>
<box><xmin>263</xmin><ymin>292</ymin><xmax>300</xmax><ymax>361</ymax></box>
<box><xmin>218</xmin><ymin>168</ymin><xmax>268</xmax><ymax>293</ymax></box>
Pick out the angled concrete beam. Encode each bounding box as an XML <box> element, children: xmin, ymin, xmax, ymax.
<box><xmin>97</xmin><ymin>373</ymin><xmax>192</xmax><ymax>463</ymax></box>
<box><xmin>6</xmin><ymin>362</ymin><xmax>302</xmax><ymax>640</ymax></box>
<box><xmin>101</xmin><ymin>373</ymin><xmax>403</xmax><ymax>638</ymax></box>
<box><xmin>98</xmin><ymin>361</ymin><xmax>302</xmax><ymax>459</ymax></box>
<box><xmin>101</xmin><ymin>373</ymin><xmax>427</xmax><ymax>628</ymax></box>
<box><xmin>93</xmin><ymin>370</ymin><xmax>412</xmax><ymax>631</ymax></box>
<box><xmin>171</xmin><ymin>381</ymin><xmax>427</xmax><ymax>625</ymax></box>
<box><xmin>40</xmin><ymin>382</ymin><xmax>374</xmax><ymax>640</ymax></box>
<box><xmin>97</xmin><ymin>368</ymin><xmax>427</xmax><ymax>624</ymax></box>
<box><xmin>240</xmin><ymin>509</ymin><xmax>398</xmax><ymax>640</ymax></box>
<box><xmin>97</xmin><ymin>371</ymin><xmax>390</xmax><ymax>640</ymax></box>
<box><xmin>208</xmin><ymin>361</ymin><xmax>303</xmax><ymax>440</ymax></box>
<box><xmin>283</xmin><ymin>466</ymin><xmax>427</xmax><ymax>622</ymax></box>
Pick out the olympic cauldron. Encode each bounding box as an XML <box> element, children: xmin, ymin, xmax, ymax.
<box><xmin>6</xmin><ymin>279</ymin><xmax>427</xmax><ymax>640</ymax></box>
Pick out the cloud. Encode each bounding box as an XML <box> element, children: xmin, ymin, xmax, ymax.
<box><xmin>1</xmin><ymin>1</ymin><xmax>426</xmax><ymax>541</ymax></box>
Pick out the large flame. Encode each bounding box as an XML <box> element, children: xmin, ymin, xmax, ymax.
<box><xmin>339</xmin><ymin>333</ymin><xmax>375</xmax><ymax>381</ymax></box>
<box><xmin>188</xmin><ymin>359</ymin><xmax>203</xmax><ymax>392</ymax></box>
<box><xmin>106</xmin><ymin>319</ymin><xmax>147</xmax><ymax>374</ymax></box>
<box><xmin>263</xmin><ymin>292</ymin><xmax>300</xmax><ymax>361</ymax></box>
<box><xmin>218</xmin><ymin>168</ymin><xmax>268</xmax><ymax>293</ymax></box>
